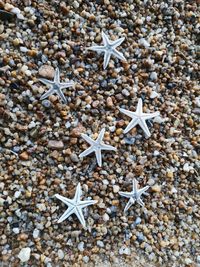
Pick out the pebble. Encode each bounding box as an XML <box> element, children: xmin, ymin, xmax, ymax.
<box><xmin>58</xmin><ymin>249</ymin><xmax>64</xmax><ymax>259</ymax></box>
<box><xmin>19</xmin><ymin>152</ymin><xmax>29</xmax><ymax>160</ymax></box>
<box><xmin>33</xmin><ymin>229</ymin><xmax>40</xmax><ymax>239</ymax></box>
<box><xmin>151</xmin><ymin>184</ymin><xmax>161</xmax><ymax>193</ymax></box>
<box><xmin>39</xmin><ymin>65</ymin><xmax>54</xmax><ymax>79</ymax></box>
<box><xmin>48</xmin><ymin>140</ymin><xmax>64</xmax><ymax>150</ymax></box>
<box><xmin>78</xmin><ymin>242</ymin><xmax>84</xmax><ymax>252</ymax></box>
<box><xmin>150</xmin><ymin>91</ymin><xmax>159</xmax><ymax>98</ymax></box>
<box><xmin>18</xmin><ymin>248</ymin><xmax>31</xmax><ymax>262</ymax></box>
<box><xmin>113</xmin><ymin>185</ymin><xmax>120</xmax><ymax>193</ymax></box>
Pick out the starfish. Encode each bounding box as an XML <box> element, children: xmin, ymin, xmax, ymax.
<box><xmin>79</xmin><ymin>128</ymin><xmax>116</xmax><ymax>167</ymax></box>
<box><xmin>119</xmin><ymin>98</ymin><xmax>159</xmax><ymax>137</ymax></box>
<box><xmin>55</xmin><ymin>183</ymin><xmax>97</xmax><ymax>228</ymax></box>
<box><xmin>119</xmin><ymin>179</ymin><xmax>149</xmax><ymax>212</ymax></box>
<box><xmin>39</xmin><ymin>67</ymin><xmax>74</xmax><ymax>103</ymax></box>
<box><xmin>88</xmin><ymin>31</ymin><xmax>126</xmax><ymax>69</ymax></box>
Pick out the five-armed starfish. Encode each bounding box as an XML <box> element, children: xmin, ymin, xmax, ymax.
<box><xmin>55</xmin><ymin>183</ymin><xmax>97</xmax><ymax>228</ymax></box>
<box><xmin>119</xmin><ymin>179</ymin><xmax>149</xmax><ymax>212</ymax></box>
<box><xmin>39</xmin><ymin>67</ymin><xmax>74</xmax><ymax>103</ymax></box>
<box><xmin>119</xmin><ymin>98</ymin><xmax>160</xmax><ymax>137</ymax></box>
<box><xmin>88</xmin><ymin>31</ymin><xmax>126</xmax><ymax>69</ymax></box>
<box><xmin>79</xmin><ymin>128</ymin><xmax>117</xmax><ymax>167</ymax></box>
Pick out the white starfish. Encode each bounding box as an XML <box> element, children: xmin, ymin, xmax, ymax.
<box><xmin>88</xmin><ymin>31</ymin><xmax>126</xmax><ymax>69</ymax></box>
<box><xmin>55</xmin><ymin>183</ymin><xmax>97</xmax><ymax>228</ymax></box>
<box><xmin>119</xmin><ymin>98</ymin><xmax>159</xmax><ymax>137</ymax></box>
<box><xmin>79</xmin><ymin>128</ymin><xmax>116</xmax><ymax>167</ymax></box>
<box><xmin>119</xmin><ymin>179</ymin><xmax>149</xmax><ymax>212</ymax></box>
<box><xmin>39</xmin><ymin>67</ymin><xmax>74</xmax><ymax>103</ymax></box>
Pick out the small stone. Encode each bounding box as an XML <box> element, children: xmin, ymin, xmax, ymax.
<box><xmin>151</xmin><ymin>184</ymin><xmax>161</xmax><ymax>193</ymax></box>
<box><xmin>150</xmin><ymin>91</ymin><xmax>159</xmax><ymax>99</ymax></box>
<box><xmin>39</xmin><ymin>65</ymin><xmax>54</xmax><ymax>79</ymax></box>
<box><xmin>18</xmin><ymin>247</ymin><xmax>31</xmax><ymax>262</ymax></box>
<box><xmin>78</xmin><ymin>242</ymin><xmax>84</xmax><ymax>252</ymax></box>
<box><xmin>71</xmin><ymin>124</ymin><xmax>86</xmax><ymax>137</ymax></box>
<box><xmin>150</xmin><ymin>72</ymin><xmax>158</xmax><ymax>81</ymax></box>
<box><xmin>166</xmin><ymin>171</ymin><xmax>173</xmax><ymax>179</ymax></box>
<box><xmin>70</xmin><ymin>153</ymin><xmax>79</xmax><ymax>163</ymax></box>
<box><xmin>97</xmin><ymin>241</ymin><xmax>104</xmax><ymax>247</ymax></box>
<box><xmin>103</xmin><ymin>213</ymin><xmax>109</xmax><ymax>222</ymax></box>
<box><xmin>33</xmin><ymin>229</ymin><xmax>39</xmax><ymax>239</ymax></box>
<box><xmin>83</xmin><ymin>256</ymin><xmax>89</xmax><ymax>263</ymax></box>
<box><xmin>14</xmin><ymin>191</ymin><xmax>21</xmax><ymax>198</ymax></box>
<box><xmin>58</xmin><ymin>249</ymin><xmax>64</xmax><ymax>259</ymax></box>
<box><xmin>19</xmin><ymin>152</ymin><xmax>29</xmax><ymax>160</ymax></box>
<box><xmin>185</xmin><ymin>258</ymin><xmax>192</xmax><ymax>264</ymax></box>
<box><xmin>48</xmin><ymin>140</ymin><xmax>64</xmax><ymax>150</ymax></box>
<box><xmin>106</xmin><ymin>97</ymin><xmax>113</xmax><ymax>107</ymax></box>
<box><xmin>139</xmin><ymin>38</ymin><xmax>150</xmax><ymax>48</ymax></box>
<box><xmin>119</xmin><ymin>246</ymin><xmax>131</xmax><ymax>255</ymax></box>
<box><xmin>113</xmin><ymin>185</ymin><xmax>120</xmax><ymax>193</ymax></box>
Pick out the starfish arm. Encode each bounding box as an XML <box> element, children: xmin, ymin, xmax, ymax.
<box><xmin>56</xmin><ymin>88</ymin><xmax>67</xmax><ymax>103</ymax></box>
<box><xmin>57</xmin><ymin>206</ymin><xmax>75</xmax><ymax>223</ymax></box>
<box><xmin>75</xmin><ymin>207</ymin><xmax>86</xmax><ymax>228</ymax></box>
<box><xmin>81</xmin><ymin>134</ymin><xmax>95</xmax><ymax>145</ymax></box>
<box><xmin>100</xmin><ymin>143</ymin><xmax>116</xmax><ymax>151</ymax></box>
<box><xmin>136</xmin><ymin>98</ymin><xmax>143</xmax><ymax>115</ymax></box>
<box><xmin>87</xmin><ymin>45</ymin><xmax>105</xmax><ymax>52</ymax></box>
<box><xmin>103</xmin><ymin>52</ymin><xmax>111</xmax><ymax>69</ymax></box>
<box><xmin>79</xmin><ymin>146</ymin><xmax>94</xmax><ymax>158</ymax></box>
<box><xmin>54</xmin><ymin>68</ymin><xmax>60</xmax><ymax>83</ymax></box>
<box><xmin>95</xmin><ymin>149</ymin><xmax>102</xmax><ymax>167</ymax></box>
<box><xmin>133</xmin><ymin>179</ymin><xmax>138</xmax><ymax>193</ymax></box>
<box><xmin>55</xmin><ymin>194</ymin><xmax>74</xmax><ymax>206</ymax></box>
<box><xmin>138</xmin><ymin>186</ymin><xmax>149</xmax><ymax>196</ymax></box>
<box><xmin>111</xmin><ymin>37</ymin><xmax>125</xmax><ymax>48</ymax></box>
<box><xmin>137</xmin><ymin>198</ymin><xmax>145</xmax><ymax>207</ymax></box>
<box><xmin>74</xmin><ymin>183</ymin><xmax>82</xmax><ymax>203</ymax></box>
<box><xmin>124</xmin><ymin>198</ymin><xmax>135</xmax><ymax>212</ymax></box>
<box><xmin>102</xmin><ymin>31</ymin><xmax>110</xmax><ymax>45</ymax></box>
<box><xmin>78</xmin><ymin>199</ymin><xmax>98</xmax><ymax>208</ymax></box>
<box><xmin>119</xmin><ymin>191</ymin><xmax>134</xmax><ymax>198</ymax></box>
<box><xmin>141</xmin><ymin>111</ymin><xmax>160</xmax><ymax>120</ymax></box>
<box><xmin>138</xmin><ymin>119</ymin><xmax>151</xmax><ymax>137</ymax></box>
<box><xmin>97</xmin><ymin>128</ymin><xmax>105</xmax><ymax>142</ymax></box>
<box><xmin>39</xmin><ymin>78</ymin><xmax>54</xmax><ymax>86</ymax></box>
<box><xmin>40</xmin><ymin>88</ymin><xmax>55</xmax><ymax>100</ymax></box>
<box><xmin>60</xmin><ymin>81</ymin><xmax>74</xmax><ymax>90</ymax></box>
<box><xmin>124</xmin><ymin>118</ymin><xmax>139</xmax><ymax>134</ymax></box>
<box><xmin>112</xmin><ymin>49</ymin><xmax>126</xmax><ymax>62</ymax></box>
<box><xmin>119</xmin><ymin>108</ymin><xmax>136</xmax><ymax>118</ymax></box>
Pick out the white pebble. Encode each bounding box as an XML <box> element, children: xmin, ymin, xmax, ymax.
<box><xmin>113</xmin><ymin>185</ymin><xmax>120</xmax><ymax>193</ymax></box>
<box><xmin>13</xmin><ymin>228</ymin><xmax>20</xmax><ymax>234</ymax></box>
<box><xmin>58</xmin><ymin>249</ymin><xmax>64</xmax><ymax>259</ymax></box>
<box><xmin>139</xmin><ymin>38</ymin><xmax>150</xmax><ymax>48</ymax></box>
<box><xmin>14</xmin><ymin>191</ymin><xmax>21</xmax><ymax>198</ymax></box>
<box><xmin>150</xmin><ymin>91</ymin><xmax>159</xmax><ymax>99</ymax></box>
<box><xmin>78</xmin><ymin>242</ymin><xmax>84</xmax><ymax>252</ymax></box>
<box><xmin>18</xmin><ymin>247</ymin><xmax>31</xmax><ymax>262</ymax></box>
<box><xmin>33</xmin><ymin>229</ymin><xmax>39</xmax><ymax>238</ymax></box>
<box><xmin>103</xmin><ymin>213</ymin><xmax>110</xmax><ymax>222</ymax></box>
<box><xmin>83</xmin><ymin>256</ymin><xmax>89</xmax><ymax>263</ymax></box>
<box><xmin>150</xmin><ymin>72</ymin><xmax>158</xmax><ymax>81</ymax></box>
<box><xmin>97</xmin><ymin>240</ymin><xmax>104</xmax><ymax>247</ymax></box>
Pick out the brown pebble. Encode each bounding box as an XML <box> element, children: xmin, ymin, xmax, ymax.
<box><xmin>71</xmin><ymin>124</ymin><xmax>86</xmax><ymax>137</ymax></box>
<box><xmin>106</xmin><ymin>97</ymin><xmax>113</xmax><ymax>107</ymax></box>
<box><xmin>19</xmin><ymin>151</ymin><xmax>29</xmax><ymax>160</ymax></box>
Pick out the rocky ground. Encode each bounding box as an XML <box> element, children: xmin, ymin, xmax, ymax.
<box><xmin>0</xmin><ymin>0</ymin><xmax>199</xmax><ymax>266</ymax></box>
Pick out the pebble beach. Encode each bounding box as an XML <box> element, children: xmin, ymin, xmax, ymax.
<box><xmin>0</xmin><ymin>0</ymin><xmax>199</xmax><ymax>266</ymax></box>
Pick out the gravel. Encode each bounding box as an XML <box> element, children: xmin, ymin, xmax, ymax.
<box><xmin>0</xmin><ymin>0</ymin><xmax>199</xmax><ymax>266</ymax></box>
